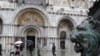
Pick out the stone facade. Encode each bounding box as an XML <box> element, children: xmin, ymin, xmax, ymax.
<box><xmin>0</xmin><ymin>0</ymin><xmax>95</xmax><ymax>56</ymax></box>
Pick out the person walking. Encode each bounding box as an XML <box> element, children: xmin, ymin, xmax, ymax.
<box><xmin>9</xmin><ymin>44</ymin><xmax>15</xmax><ymax>56</ymax></box>
<box><xmin>37</xmin><ymin>42</ymin><xmax>41</xmax><ymax>56</ymax></box>
<box><xmin>27</xmin><ymin>40</ymin><xmax>34</xmax><ymax>56</ymax></box>
<box><xmin>14</xmin><ymin>40</ymin><xmax>23</xmax><ymax>56</ymax></box>
<box><xmin>15</xmin><ymin>45</ymin><xmax>20</xmax><ymax>56</ymax></box>
<box><xmin>52</xmin><ymin>43</ymin><xmax>56</xmax><ymax>56</ymax></box>
<box><xmin>20</xmin><ymin>43</ymin><xmax>24</xmax><ymax>56</ymax></box>
<box><xmin>0</xmin><ymin>43</ymin><xmax>2</xmax><ymax>56</ymax></box>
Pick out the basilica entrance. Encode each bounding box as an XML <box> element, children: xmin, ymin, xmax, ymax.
<box><xmin>22</xmin><ymin>26</ymin><xmax>39</xmax><ymax>56</ymax></box>
<box><xmin>15</xmin><ymin>8</ymin><xmax>48</xmax><ymax>56</ymax></box>
<box><xmin>27</xmin><ymin>36</ymin><xmax>35</xmax><ymax>48</ymax></box>
<box><xmin>26</xmin><ymin>36</ymin><xmax>36</xmax><ymax>56</ymax></box>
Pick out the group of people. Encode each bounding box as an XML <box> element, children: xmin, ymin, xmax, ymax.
<box><xmin>7</xmin><ymin>40</ymin><xmax>34</xmax><ymax>56</ymax></box>
<box><xmin>9</xmin><ymin>41</ymin><xmax>24</xmax><ymax>56</ymax></box>
<box><xmin>0</xmin><ymin>41</ymin><xmax>56</xmax><ymax>56</ymax></box>
<box><xmin>9</xmin><ymin>40</ymin><xmax>34</xmax><ymax>56</ymax></box>
<box><xmin>0</xmin><ymin>40</ymin><xmax>35</xmax><ymax>56</ymax></box>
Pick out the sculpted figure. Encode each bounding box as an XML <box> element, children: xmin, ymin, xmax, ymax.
<box><xmin>70</xmin><ymin>18</ymin><xmax>100</xmax><ymax>56</ymax></box>
<box><xmin>70</xmin><ymin>0</ymin><xmax>100</xmax><ymax>56</ymax></box>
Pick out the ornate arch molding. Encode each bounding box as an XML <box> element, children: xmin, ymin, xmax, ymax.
<box><xmin>18</xmin><ymin>25</ymin><xmax>41</xmax><ymax>37</ymax></box>
<box><xmin>72</xmin><ymin>0</ymin><xmax>89</xmax><ymax>9</ymax></box>
<box><xmin>57</xmin><ymin>16</ymin><xmax>76</xmax><ymax>39</ymax></box>
<box><xmin>83</xmin><ymin>0</ymin><xmax>89</xmax><ymax>8</ymax></box>
<box><xmin>57</xmin><ymin>16</ymin><xmax>76</xmax><ymax>29</ymax></box>
<box><xmin>13</xmin><ymin>5</ymin><xmax>50</xmax><ymax>26</ymax></box>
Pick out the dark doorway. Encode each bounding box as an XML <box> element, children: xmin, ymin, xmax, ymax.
<box><xmin>60</xmin><ymin>31</ymin><xmax>66</xmax><ymax>49</ymax></box>
<box><xmin>60</xmin><ymin>41</ymin><xmax>65</xmax><ymax>49</ymax></box>
<box><xmin>27</xmin><ymin>36</ymin><xmax>35</xmax><ymax>48</ymax></box>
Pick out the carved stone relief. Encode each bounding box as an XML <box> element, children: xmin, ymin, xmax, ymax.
<box><xmin>17</xmin><ymin>11</ymin><xmax>44</xmax><ymax>26</ymax></box>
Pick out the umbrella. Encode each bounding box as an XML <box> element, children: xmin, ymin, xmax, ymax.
<box><xmin>26</xmin><ymin>40</ymin><xmax>34</xmax><ymax>46</ymax></box>
<box><xmin>15</xmin><ymin>41</ymin><xmax>23</xmax><ymax>44</ymax></box>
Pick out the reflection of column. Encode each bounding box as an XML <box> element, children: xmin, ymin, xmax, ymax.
<box><xmin>15</xmin><ymin>0</ymin><xmax>18</xmax><ymax>3</ymax></box>
<box><xmin>22</xmin><ymin>0</ymin><xmax>25</xmax><ymax>4</ymax></box>
<box><xmin>46</xmin><ymin>0</ymin><xmax>49</xmax><ymax>4</ymax></box>
<box><xmin>9</xmin><ymin>0</ymin><xmax>13</xmax><ymax>2</ymax></box>
<box><xmin>40</xmin><ymin>0</ymin><xmax>43</xmax><ymax>5</ymax></box>
<box><xmin>13</xmin><ymin>0</ymin><xmax>16</xmax><ymax>3</ymax></box>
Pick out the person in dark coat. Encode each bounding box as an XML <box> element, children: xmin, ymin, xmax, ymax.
<box><xmin>0</xmin><ymin>43</ymin><xmax>2</xmax><ymax>56</ymax></box>
<box><xmin>15</xmin><ymin>45</ymin><xmax>20</xmax><ymax>56</ymax></box>
<box><xmin>27</xmin><ymin>40</ymin><xmax>34</xmax><ymax>56</ymax></box>
<box><xmin>9</xmin><ymin>44</ymin><xmax>15</xmax><ymax>56</ymax></box>
<box><xmin>52</xmin><ymin>43</ymin><xmax>56</xmax><ymax>56</ymax></box>
<box><xmin>37</xmin><ymin>42</ymin><xmax>41</xmax><ymax>56</ymax></box>
<box><xmin>20</xmin><ymin>43</ymin><xmax>24</xmax><ymax>56</ymax></box>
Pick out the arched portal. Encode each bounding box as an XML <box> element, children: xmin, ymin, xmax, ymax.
<box><xmin>22</xmin><ymin>25</ymin><xmax>40</xmax><ymax>56</ymax></box>
<box><xmin>60</xmin><ymin>31</ymin><xmax>66</xmax><ymax>49</ymax></box>
<box><xmin>15</xmin><ymin>8</ymin><xmax>47</xmax><ymax>56</ymax></box>
<box><xmin>24</xmin><ymin>27</ymin><xmax>38</xmax><ymax>48</ymax></box>
<box><xmin>58</xmin><ymin>18</ymin><xmax>75</xmax><ymax>49</ymax></box>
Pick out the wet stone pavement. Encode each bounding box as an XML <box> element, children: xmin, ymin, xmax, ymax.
<box><xmin>38</xmin><ymin>50</ymin><xmax>73</xmax><ymax>56</ymax></box>
<box><xmin>2</xmin><ymin>49</ymin><xmax>80</xmax><ymax>56</ymax></box>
